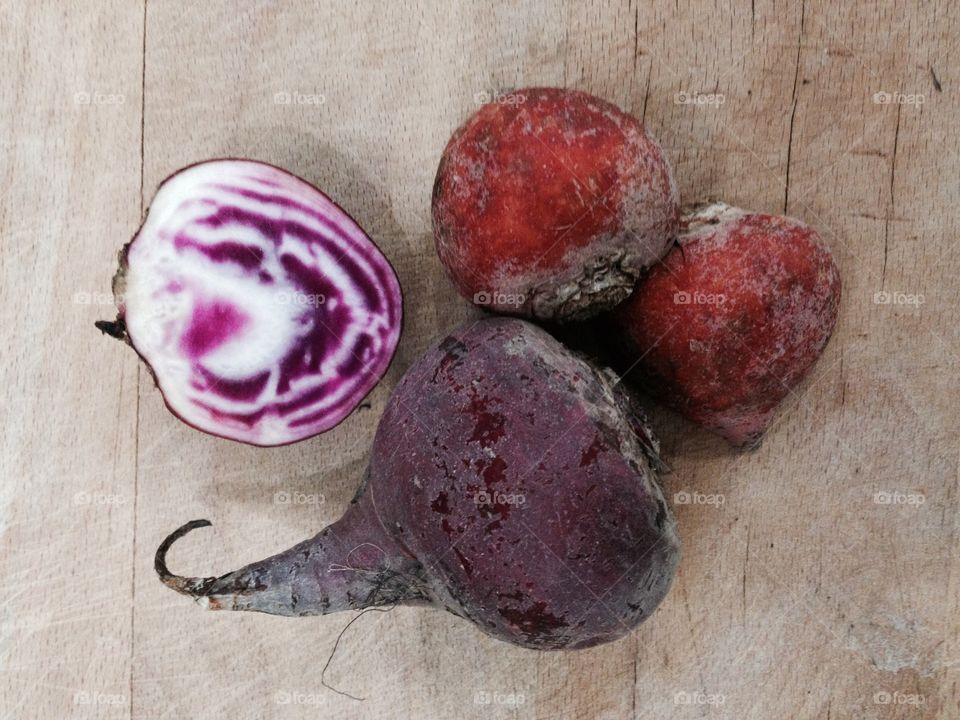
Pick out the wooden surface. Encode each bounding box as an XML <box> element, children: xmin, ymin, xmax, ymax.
<box><xmin>2</xmin><ymin>1</ymin><xmax>958</xmax><ymax>718</ymax></box>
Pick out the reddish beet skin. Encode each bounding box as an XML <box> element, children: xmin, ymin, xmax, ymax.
<box><xmin>613</xmin><ymin>202</ymin><xmax>841</xmax><ymax>447</ymax></box>
<box><xmin>157</xmin><ymin>318</ymin><xmax>680</xmax><ymax>650</ymax></box>
<box><xmin>433</xmin><ymin>87</ymin><xmax>679</xmax><ymax>321</ymax></box>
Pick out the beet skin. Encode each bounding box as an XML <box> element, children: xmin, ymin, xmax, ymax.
<box><xmin>157</xmin><ymin>318</ymin><xmax>680</xmax><ymax>650</ymax></box>
<box><xmin>432</xmin><ymin>87</ymin><xmax>679</xmax><ymax>321</ymax></box>
<box><xmin>613</xmin><ymin>202</ymin><xmax>841</xmax><ymax>447</ymax></box>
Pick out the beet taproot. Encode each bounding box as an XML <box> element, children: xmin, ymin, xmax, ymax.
<box><xmin>97</xmin><ymin>159</ymin><xmax>402</xmax><ymax>447</ymax></box>
<box><xmin>157</xmin><ymin>317</ymin><xmax>680</xmax><ymax>650</ymax></box>
<box><xmin>612</xmin><ymin>201</ymin><xmax>841</xmax><ymax>447</ymax></box>
<box><xmin>432</xmin><ymin>87</ymin><xmax>679</xmax><ymax>321</ymax></box>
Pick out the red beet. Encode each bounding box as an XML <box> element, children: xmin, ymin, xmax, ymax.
<box><xmin>612</xmin><ymin>201</ymin><xmax>841</xmax><ymax>447</ymax></box>
<box><xmin>432</xmin><ymin>87</ymin><xmax>679</xmax><ymax>321</ymax></box>
<box><xmin>156</xmin><ymin>318</ymin><xmax>680</xmax><ymax>650</ymax></box>
<box><xmin>97</xmin><ymin>160</ymin><xmax>402</xmax><ymax>446</ymax></box>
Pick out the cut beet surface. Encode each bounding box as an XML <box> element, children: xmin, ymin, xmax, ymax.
<box><xmin>100</xmin><ymin>159</ymin><xmax>402</xmax><ymax>446</ymax></box>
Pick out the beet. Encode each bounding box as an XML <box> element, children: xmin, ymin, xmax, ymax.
<box><xmin>432</xmin><ymin>87</ymin><xmax>679</xmax><ymax>321</ymax></box>
<box><xmin>156</xmin><ymin>318</ymin><xmax>680</xmax><ymax>650</ymax></box>
<box><xmin>97</xmin><ymin>160</ymin><xmax>402</xmax><ymax>446</ymax></box>
<box><xmin>612</xmin><ymin>201</ymin><xmax>841</xmax><ymax>447</ymax></box>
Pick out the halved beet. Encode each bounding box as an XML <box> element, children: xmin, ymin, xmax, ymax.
<box><xmin>98</xmin><ymin>160</ymin><xmax>402</xmax><ymax>446</ymax></box>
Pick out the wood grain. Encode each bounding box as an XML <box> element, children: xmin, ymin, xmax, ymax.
<box><xmin>0</xmin><ymin>2</ymin><xmax>144</xmax><ymax>718</ymax></box>
<box><xmin>1</xmin><ymin>1</ymin><xmax>957</xmax><ymax>718</ymax></box>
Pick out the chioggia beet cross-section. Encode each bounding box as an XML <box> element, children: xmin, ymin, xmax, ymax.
<box><xmin>98</xmin><ymin>159</ymin><xmax>402</xmax><ymax>446</ymax></box>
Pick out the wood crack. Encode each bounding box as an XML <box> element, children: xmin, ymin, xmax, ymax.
<box><xmin>742</xmin><ymin>525</ymin><xmax>750</xmax><ymax>625</ymax></box>
<box><xmin>784</xmin><ymin>0</ymin><xmax>806</xmax><ymax>213</ymax></box>
<box><xmin>882</xmin><ymin>102</ymin><xmax>902</xmax><ymax>286</ymax></box>
<box><xmin>128</xmin><ymin>4</ymin><xmax>147</xmax><ymax>719</ymax></box>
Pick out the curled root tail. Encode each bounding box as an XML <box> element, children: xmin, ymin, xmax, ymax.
<box><xmin>155</xmin><ymin>519</ymin><xmax>220</xmax><ymax>598</ymax></box>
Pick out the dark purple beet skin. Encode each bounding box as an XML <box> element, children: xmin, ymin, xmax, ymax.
<box><xmin>157</xmin><ymin>317</ymin><xmax>680</xmax><ymax>650</ymax></box>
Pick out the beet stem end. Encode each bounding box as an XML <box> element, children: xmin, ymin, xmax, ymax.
<box><xmin>95</xmin><ymin>318</ymin><xmax>127</xmax><ymax>341</ymax></box>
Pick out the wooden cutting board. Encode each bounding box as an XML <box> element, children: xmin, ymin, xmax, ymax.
<box><xmin>1</xmin><ymin>1</ymin><xmax>957</xmax><ymax>718</ymax></box>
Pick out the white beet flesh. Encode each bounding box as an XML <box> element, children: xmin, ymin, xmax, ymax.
<box><xmin>117</xmin><ymin>160</ymin><xmax>402</xmax><ymax>446</ymax></box>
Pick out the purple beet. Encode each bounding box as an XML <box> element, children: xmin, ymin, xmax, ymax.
<box><xmin>97</xmin><ymin>159</ymin><xmax>402</xmax><ymax>446</ymax></box>
<box><xmin>156</xmin><ymin>318</ymin><xmax>680</xmax><ymax>650</ymax></box>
